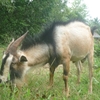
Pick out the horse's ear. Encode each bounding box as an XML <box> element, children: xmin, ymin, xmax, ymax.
<box><xmin>19</xmin><ymin>55</ymin><xmax>27</xmax><ymax>62</ymax></box>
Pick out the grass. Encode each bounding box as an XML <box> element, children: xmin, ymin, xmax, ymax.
<box><xmin>0</xmin><ymin>47</ymin><xmax>100</xmax><ymax>100</ymax></box>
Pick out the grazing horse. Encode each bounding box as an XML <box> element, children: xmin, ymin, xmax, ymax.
<box><xmin>0</xmin><ymin>21</ymin><xmax>94</xmax><ymax>97</ymax></box>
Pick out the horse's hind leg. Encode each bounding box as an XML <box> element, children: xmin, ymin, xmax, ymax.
<box><xmin>75</xmin><ymin>61</ymin><xmax>81</xmax><ymax>84</ymax></box>
<box><xmin>87</xmin><ymin>51</ymin><xmax>93</xmax><ymax>94</ymax></box>
<box><xmin>63</xmin><ymin>58</ymin><xmax>70</xmax><ymax>97</ymax></box>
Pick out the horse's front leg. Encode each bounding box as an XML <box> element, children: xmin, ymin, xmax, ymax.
<box><xmin>63</xmin><ymin>58</ymin><xmax>70</xmax><ymax>97</ymax></box>
<box><xmin>48</xmin><ymin>66</ymin><xmax>56</xmax><ymax>89</ymax></box>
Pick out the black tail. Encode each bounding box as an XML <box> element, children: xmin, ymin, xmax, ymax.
<box><xmin>91</xmin><ymin>26</ymin><xmax>98</xmax><ymax>35</ymax></box>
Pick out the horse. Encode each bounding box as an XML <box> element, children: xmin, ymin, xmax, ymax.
<box><xmin>0</xmin><ymin>20</ymin><xmax>94</xmax><ymax>97</ymax></box>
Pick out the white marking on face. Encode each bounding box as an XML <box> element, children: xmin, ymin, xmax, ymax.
<box><xmin>0</xmin><ymin>75</ymin><xmax>8</xmax><ymax>83</ymax></box>
<box><xmin>1</xmin><ymin>54</ymin><xmax>13</xmax><ymax>82</ymax></box>
<box><xmin>2</xmin><ymin>54</ymin><xmax>6</xmax><ymax>59</ymax></box>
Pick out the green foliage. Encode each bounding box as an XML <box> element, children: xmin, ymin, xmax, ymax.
<box><xmin>67</xmin><ymin>0</ymin><xmax>88</xmax><ymax>21</ymax></box>
<box><xmin>94</xmin><ymin>40</ymin><xmax>100</xmax><ymax>57</ymax></box>
<box><xmin>0</xmin><ymin>0</ymin><xmax>89</xmax><ymax>44</ymax></box>
<box><xmin>89</xmin><ymin>18</ymin><xmax>100</xmax><ymax>35</ymax></box>
<box><xmin>1</xmin><ymin>0</ymin><xmax>100</xmax><ymax>45</ymax></box>
<box><xmin>94</xmin><ymin>40</ymin><xmax>100</xmax><ymax>69</ymax></box>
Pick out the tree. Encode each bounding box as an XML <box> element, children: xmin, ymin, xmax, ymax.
<box><xmin>0</xmin><ymin>0</ymin><xmax>89</xmax><ymax>44</ymax></box>
<box><xmin>0</xmin><ymin>0</ymin><xmax>69</xmax><ymax>44</ymax></box>
<box><xmin>66</xmin><ymin>0</ymin><xmax>88</xmax><ymax>21</ymax></box>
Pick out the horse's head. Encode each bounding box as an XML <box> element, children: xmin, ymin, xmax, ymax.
<box><xmin>0</xmin><ymin>32</ymin><xmax>28</xmax><ymax>83</ymax></box>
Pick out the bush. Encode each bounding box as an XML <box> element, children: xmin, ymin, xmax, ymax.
<box><xmin>94</xmin><ymin>39</ymin><xmax>100</xmax><ymax>57</ymax></box>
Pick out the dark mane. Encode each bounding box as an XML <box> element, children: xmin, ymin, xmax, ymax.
<box><xmin>21</xmin><ymin>20</ymin><xmax>85</xmax><ymax>51</ymax></box>
<box><xmin>21</xmin><ymin>20</ymin><xmax>78</xmax><ymax>50</ymax></box>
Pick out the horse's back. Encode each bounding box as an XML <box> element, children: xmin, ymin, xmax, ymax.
<box><xmin>55</xmin><ymin>21</ymin><xmax>94</xmax><ymax>61</ymax></box>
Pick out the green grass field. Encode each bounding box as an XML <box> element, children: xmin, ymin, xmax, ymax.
<box><xmin>0</xmin><ymin>47</ymin><xmax>100</xmax><ymax>100</ymax></box>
